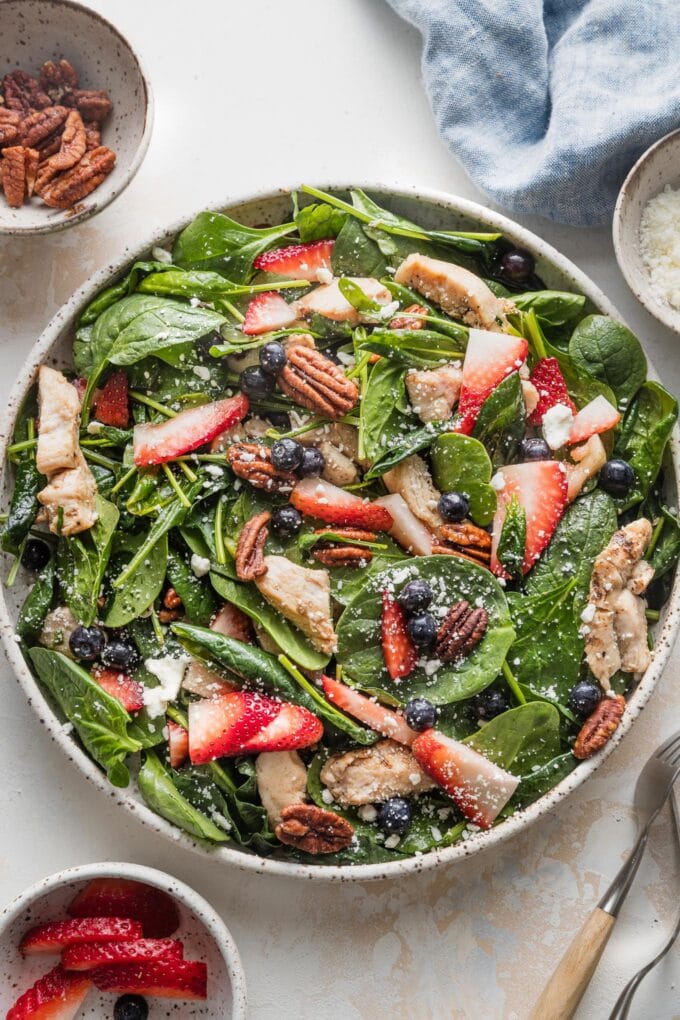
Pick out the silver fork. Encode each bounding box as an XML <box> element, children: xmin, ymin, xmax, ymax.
<box><xmin>608</xmin><ymin>789</ymin><xmax>680</xmax><ymax>1020</ymax></box>
<box><xmin>529</xmin><ymin>728</ymin><xmax>680</xmax><ymax>1020</ymax></box>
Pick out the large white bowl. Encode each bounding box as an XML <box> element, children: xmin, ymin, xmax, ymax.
<box><xmin>1</xmin><ymin>184</ymin><xmax>679</xmax><ymax>882</ymax></box>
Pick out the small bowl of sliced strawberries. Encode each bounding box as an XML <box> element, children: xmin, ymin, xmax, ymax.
<box><xmin>0</xmin><ymin>862</ymin><xmax>247</xmax><ymax>1019</ymax></box>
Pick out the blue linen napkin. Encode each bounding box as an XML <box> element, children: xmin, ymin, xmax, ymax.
<box><xmin>386</xmin><ymin>0</ymin><xmax>680</xmax><ymax>226</ymax></box>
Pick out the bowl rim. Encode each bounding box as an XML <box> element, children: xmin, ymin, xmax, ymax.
<box><xmin>1</xmin><ymin>180</ymin><xmax>679</xmax><ymax>882</ymax></box>
<box><xmin>0</xmin><ymin>0</ymin><xmax>155</xmax><ymax>237</ymax></box>
<box><xmin>612</xmin><ymin>126</ymin><xmax>680</xmax><ymax>333</ymax></box>
<box><xmin>0</xmin><ymin>861</ymin><xmax>247</xmax><ymax>1018</ymax></box>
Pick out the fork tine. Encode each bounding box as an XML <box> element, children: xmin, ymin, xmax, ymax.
<box><xmin>657</xmin><ymin>732</ymin><xmax>680</xmax><ymax>763</ymax></box>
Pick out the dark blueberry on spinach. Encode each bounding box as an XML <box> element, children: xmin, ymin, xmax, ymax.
<box><xmin>271</xmin><ymin>506</ymin><xmax>303</xmax><ymax>538</ymax></box>
<box><xmin>398</xmin><ymin>579</ymin><xmax>433</xmax><ymax>615</ymax></box>
<box><xmin>599</xmin><ymin>458</ymin><xmax>635</xmax><ymax>497</ymax></box>
<box><xmin>406</xmin><ymin>612</ymin><xmax>437</xmax><ymax>651</ymax></box>
<box><xmin>298</xmin><ymin>447</ymin><xmax>326</xmax><ymax>478</ymax></box>
<box><xmin>437</xmin><ymin>491</ymin><xmax>470</xmax><ymax>523</ymax></box>
<box><xmin>102</xmin><ymin>638</ymin><xmax>139</xmax><ymax>670</ymax></box>
<box><xmin>240</xmin><ymin>366</ymin><xmax>275</xmax><ymax>401</ymax></box>
<box><xmin>404</xmin><ymin>697</ymin><xmax>439</xmax><ymax>731</ymax></box>
<box><xmin>377</xmin><ymin>797</ymin><xmax>412</xmax><ymax>835</ymax></box>
<box><xmin>114</xmin><ymin>995</ymin><xmax>149</xmax><ymax>1020</ymax></box>
<box><xmin>568</xmin><ymin>680</ymin><xmax>603</xmax><ymax>718</ymax></box>
<box><xmin>499</xmin><ymin>248</ymin><xmax>535</xmax><ymax>283</ymax></box>
<box><xmin>271</xmin><ymin>438</ymin><xmax>304</xmax><ymax>471</ymax></box>
<box><xmin>69</xmin><ymin>625</ymin><xmax>106</xmax><ymax>662</ymax></box>
<box><xmin>259</xmin><ymin>341</ymin><xmax>287</xmax><ymax>376</ymax></box>
<box><xmin>474</xmin><ymin>687</ymin><xmax>510</xmax><ymax>720</ymax></box>
<box><xmin>20</xmin><ymin>538</ymin><xmax>51</xmax><ymax>572</ymax></box>
<box><xmin>519</xmin><ymin>437</ymin><xmax>551</xmax><ymax>462</ymax></box>
<box><xmin>265</xmin><ymin>411</ymin><xmax>291</xmax><ymax>431</ymax></box>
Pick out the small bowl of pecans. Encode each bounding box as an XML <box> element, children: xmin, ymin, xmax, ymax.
<box><xmin>0</xmin><ymin>0</ymin><xmax>153</xmax><ymax>235</ymax></box>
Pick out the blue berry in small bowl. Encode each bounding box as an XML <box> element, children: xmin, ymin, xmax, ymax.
<box><xmin>114</xmin><ymin>996</ymin><xmax>149</xmax><ymax>1020</ymax></box>
<box><xmin>20</xmin><ymin>538</ymin><xmax>51</xmax><ymax>571</ymax></box>
<box><xmin>259</xmin><ymin>341</ymin><xmax>287</xmax><ymax>376</ymax></box>
<box><xmin>271</xmin><ymin>438</ymin><xmax>304</xmax><ymax>472</ymax></box>
<box><xmin>404</xmin><ymin>697</ymin><xmax>439</xmax><ymax>731</ymax></box>
<box><xmin>406</xmin><ymin>612</ymin><xmax>437</xmax><ymax>650</ymax></box>
<box><xmin>398</xmin><ymin>579</ymin><xmax>433</xmax><ymax>615</ymax></box>
<box><xmin>69</xmin><ymin>625</ymin><xmax>106</xmax><ymax>662</ymax></box>
<box><xmin>240</xmin><ymin>365</ymin><xmax>275</xmax><ymax>401</ymax></box>
<box><xmin>568</xmin><ymin>680</ymin><xmax>602</xmax><ymax>718</ymax></box>
<box><xmin>377</xmin><ymin>797</ymin><xmax>412</xmax><ymax>835</ymax></box>
<box><xmin>271</xmin><ymin>506</ymin><xmax>303</xmax><ymax>538</ymax></box>
<box><xmin>519</xmin><ymin>437</ymin><xmax>551</xmax><ymax>462</ymax></box>
<box><xmin>474</xmin><ymin>687</ymin><xmax>510</xmax><ymax>720</ymax></box>
<box><xmin>599</xmin><ymin>459</ymin><xmax>635</xmax><ymax>497</ymax></box>
<box><xmin>438</xmin><ymin>491</ymin><xmax>470</xmax><ymax>523</ymax></box>
<box><xmin>298</xmin><ymin>447</ymin><xmax>325</xmax><ymax>478</ymax></box>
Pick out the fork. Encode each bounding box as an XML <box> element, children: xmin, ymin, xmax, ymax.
<box><xmin>529</xmin><ymin>728</ymin><xmax>680</xmax><ymax>1020</ymax></box>
<box><xmin>608</xmin><ymin>789</ymin><xmax>680</xmax><ymax>1020</ymax></box>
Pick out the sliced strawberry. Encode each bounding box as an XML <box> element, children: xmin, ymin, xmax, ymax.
<box><xmin>68</xmin><ymin>879</ymin><xmax>180</xmax><ymax>939</ymax></box>
<box><xmin>94</xmin><ymin>370</ymin><xmax>129</xmax><ymax>428</ymax></box>
<box><xmin>187</xmin><ymin>690</ymin><xmax>280</xmax><ymax>764</ymax></box>
<box><xmin>456</xmin><ymin>329</ymin><xmax>529</xmax><ymax>433</ymax></box>
<box><xmin>62</xmin><ymin>938</ymin><xmax>183</xmax><ymax>972</ymax></box>
<box><xmin>568</xmin><ymin>395</ymin><xmax>621</xmax><ymax>445</ymax></box>
<box><xmin>375</xmin><ymin>493</ymin><xmax>433</xmax><ymax>556</ymax></box>
<box><xmin>21</xmin><ymin>918</ymin><xmax>142</xmax><ymax>956</ymax></box>
<box><xmin>6</xmin><ymin>965</ymin><xmax>92</xmax><ymax>1020</ymax></box>
<box><xmin>238</xmin><ymin>701</ymin><xmax>323</xmax><ymax>753</ymax></box>
<box><xmin>210</xmin><ymin>601</ymin><xmax>253</xmax><ymax>642</ymax></box>
<box><xmin>381</xmin><ymin>591</ymin><xmax>418</xmax><ymax>681</ymax></box>
<box><xmin>133</xmin><ymin>393</ymin><xmax>249</xmax><ymax>466</ymax></box>
<box><xmin>253</xmin><ymin>239</ymin><xmax>334</xmax><ymax>281</ymax></box>
<box><xmin>91</xmin><ymin>666</ymin><xmax>144</xmax><ymax>713</ymax></box>
<box><xmin>242</xmin><ymin>291</ymin><xmax>296</xmax><ymax>335</ymax></box>
<box><xmin>321</xmin><ymin>676</ymin><xmax>418</xmax><ymax>745</ymax></box>
<box><xmin>411</xmin><ymin>729</ymin><xmax>519</xmax><ymax>828</ymax></box>
<box><xmin>490</xmin><ymin>461</ymin><xmax>568</xmax><ymax>576</ymax></box>
<box><xmin>167</xmin><ymin>720</ymin><xmax>189</xmax><ymax>769</ymax></box>
<box><xmin>527</xmin><ymin>357</ymin><xmax>576</xmax><ymax>425</ymax></box>
<box><xmin>72</xmin><ymin>377</ymin><xmax>88</xmax><ymax>402</ymax></box>
<box><xmin>92</xmin><ymin>958</ymin><xmax>207</xmax><ymax>1000</ymax></box>
<box><xmin>290</xmin><ymin>477</ymin><xmax>393</xmax><ymax>531</ymax></box>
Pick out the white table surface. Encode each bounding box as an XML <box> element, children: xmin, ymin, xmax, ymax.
<box><xmin>1</xmin><ymin>2</ymin><xmax>679</xmax><ymax>1017</ymax></box>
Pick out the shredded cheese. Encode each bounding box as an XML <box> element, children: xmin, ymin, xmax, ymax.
<box><xmin>640</xmin><ymin>185</ymin><xmax>680</xmax><ymax>309</ymax></box>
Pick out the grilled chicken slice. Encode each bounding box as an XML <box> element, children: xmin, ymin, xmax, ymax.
<box><xmin>383</xmin><ymin>454</ymin><xmax>443</xmax><ymax>532</ymax></box>
<box><xmin>36</xmin><ymin>365</ymin><xmax>81</xmax><ymax>475</ymax></box>
<box><xmin>256</xmin><ymin>750</ymin><xmax>308</xmax><ymax>826</ymax></box>
<box><xmin>405</xmin><ymin>365</ymin><xmax>462</xmax><ymax>423</ymax></box>
<box><xmin>37</xmin><ymin>450</ymin><xmax>97</xmax><ymax>535</ymax></box>
<box><xmin>614</xmin><ymin>587</ymin><xmax>651</xmax><ymax>675</ymax></box>
<box><xmin>394</xmin><ymin>253</ymin><xmax>514</xmax><ymax>331</ymax></box>
<box><xmin>298</xmin><ymin>422</ymin><xmax>368</xmax><ymax>486</ymax></box>
<box><xmin>255</xmin><ymin>555</ymin><xmax>337</xmax><ymax>654</ymax></box>
<box><xmin>565</xmin><ymin>434</ymin><xmax>607</xmax><ymax>503</ymax></box>
<box><xmin>320</xmin><ymin>739</ymin><xmax>435</xmax><ymax>806</ymax></box>
<box><xmin>292</xmin><ymin>277</ymin><xmax>392</xmax><ymax>325</ymax></box>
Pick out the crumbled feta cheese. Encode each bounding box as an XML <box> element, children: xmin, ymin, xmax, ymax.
<box><xmin>193</xmin><ymin>365</ymin><xmax>211</xmax><ymax>381</ymax></box>
<box><xmin>542</xmin><ymin>403</ymin><xmax>574</xmax><ymax>450</ymax></box>
<box><xmin>580</xmin><ymin>603</ymin><xmax>596</xmax><ymax>623</ymax></box>
<box><xmin>316</xmin><ymin>267</ymin><xmax>333</xmax><ymax>285</ymax></box>
<box><xmin>357</xmin><ymin>805</ymin><xmax>378</xmax><ymax>822</ymax></box>
<box><xmin>151</xmin><ymin>245</ymin><xmax>173</xmax><ymax>264</ymax></box>
<box><xmin>640</xmin><ymin>185</ymin><xmax>680</xmax><ymax>309</ymax></box>
<box><xmin>204</xmin><ymin>463</ymin><xmax>224</xmax><ymax>478</ymax></box>
<box><xmin>143</xmin><ymin>655</ymin><xmax>191</xmax><ymax>718</ymax></box>
<box><xmin>86</xmin><ymin>421</ymin><xmax>103</xmax><ymax>435</ymax></box>
<box><xmin>490</xmin><ymin>471</ymin><xmax>506</xmax><ymax>492</ymax></box>
<box><xmin>379</xmin><ymin>300</ymin><xmax>400</xmax><ymax>321</ymax></box>
<box><xmin>190</xmin><ymin>553</ymin><xmax>211</xmax><ymax>578</ymax></box>
<box><xmin>384</xmin><ymin>834</ymin><xmax>401</xmax><ymax>849</ymax></box>
<box><xmin>321</xmin><ymin>788</ymin><xmax>334</xmax><ymax>805</ymax></box>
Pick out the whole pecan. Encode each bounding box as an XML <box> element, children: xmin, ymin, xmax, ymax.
<box><xmin>66</xmin><ymin>88</ymin><xmax>112</xmax><ymax>123</ymax></box>
<box><xmin>20</xmin><ymin>105</ymin><xmax>69</xmax><ymax>148</ymax></box>
<box><xmin>434</xmin><ymin>521</ymin><xmax>492</xmax><ymax>567</ymax></box>
<box><xmin>389</xmin><ymin>303</ymin><xmax>428</xmax><ymax>330</ymax></box>
<box><xmin>311</xmin><ymin>527</ymin><xmax>377</xmax><ymax>568</ymax></box>
<box><xmin>40</xmin><ymin>145</ymin><xmax>115</xmax><ymax>209</ymax></box>
<box><xmin>39</xmin><ymin>59</ymin><xmax>79</xmax><ymax>102</ymax></box>
<box><xmin>278</xmin><ymin>344</ymin><xmax>359</xmax><ymax>420</ymax></box>
<box><xmin>573</xmin><ymin>694</ymin><xmax>625</xmax><ymax>760</ymax></box>
<box><xmin>1</xmin><ymin>146</ymin><xmax>26</xmax><ymax>207</ymax></box>
<box><xmin>275</xmin><ymin>804</ymin><xmax>354</xmax><ymax>854</ymax></box>
<box><xmin>235</xmin><ymin>511</ymin><xmax>270</xmax><ymax>581</ymax></box>
<box><xmin>2</xmin><ymin>70</ymin><xmax>51</xmax><ymax>113</ymax></box>
<box><xmin>34</xmin><ymin>110</ymin><xmax>86</xmax><ymax>192</ymax></box>
<box><xmin>435</xmin><ymin>599</ymin><xmax>488</xmax><ymax>663</ymax></box>
<box><xmin>226</xmin><ymin>442</ymin><xmax>296</xmax><ymax>492</ymax></box>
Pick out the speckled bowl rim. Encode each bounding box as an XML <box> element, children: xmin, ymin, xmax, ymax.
<box><xmin>0</xmin><ymin>861</ymin><xmax>247</xmax><ymax>1017</ymax></box>
<box><xmin>0</xmin><ymin>0</ymin><xmax>154</xmax><ymax>237</ymax></box>
<box><xmin>1</xmin><ymin>182</ymin><xmax>678</xmax><ymax>882</ymax></box>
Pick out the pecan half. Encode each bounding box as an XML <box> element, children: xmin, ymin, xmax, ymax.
<box><xmin>1</xmin><ymin>146</ymin><xmax>26</xmax><ymax>207</ymax></box>
<box><xmin>40</xmin><ymin>145</ymin><xmax>115</xmax><ymax>209</ymax></box>
<box><xmin>20</xmin><ymin>105</ymin><xmax>69</xmax><ymax>148</ymax></box>
<box><xmin>163</xmin><ymin>587</ymin><xmax>183</xmax><ymax>610</ymax></box>
<box><xmin>66</xmin><ymin>88</ymin><xmax>112</xmax><ymax>123</ymax></box>
<box><xmin>275</xmin><ymin>804</ymin><xmax>354</xmax><ymax>854</ymax></box>
<box><xmin>24</xmin><ymin>147</ymin><xmax>39</xmax><ymax>198</ymax></box>
<box><xmin>278</xmin><ymin>344</ymin><xmax>359</xmax><ymax>420</ymax></box>
<box><xmin>311</xmin><ymin>527</ymin><xmax>377</xmax><ymax>568</ymax></box>
<box><xmin>226</xmin><ymin>442</ymin><xmax>296</xmax><ymax>492</ymax></box>
<box><xmin>435</xmin><ymin>599</ymin><xmax>488</xmax><ymax>663</ymax></box>
<box><xmin>389</xmin><ymin>303</ymin><xmax>428</xmax><ymax>330</ymax></box>
<box><xmin>34</xmin><ymin>110</ymin><xmax>86</xmax><ymax>192</ymax></box>
<box><xmin>235</xmin><ymin>511</ymin><xmax>270</xmax><ymax>581</ymax></box>
<box><xmin>39</xmin><ymin>59</ymin><xmax>79</xmax><ymax>102</ymax></box>
<box><xmin>573</xmin><ymin>694</ymin><xmax>625</xmax><ymax>760</ymax></box>
<box><xmin>3</xmin><ymin>70</ymin><xmax>51</xmax><ymax>113</ymax></box>
<box><xmin>0</xmin><ymin>109</ymin><xmax>21</xmax><ymax>147</ymax></box>
<box><xmin>84</xmin><ymin>121</ymin><xmax>101</xmax><ymax>150</ymax></box>
<box><xmin>435</xmin><ymin>521</ymin><xmax>492</xmax><ymax>567</ymax></box>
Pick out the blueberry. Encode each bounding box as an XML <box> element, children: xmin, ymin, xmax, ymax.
<box><xmin>377</xmin><ymin>797</ymin><xmax>412</xmax><ymax>835</ymax></box>
<box><xmin>499</xmin><ymin>248</ymin><xmax>535</xmax><ymax>283</ymax></box>
<box><xmin>20</xmin><ymin>538</ymin><xmax>51</xmax><ymax>572</ymax></box>
<box><xmin>398</xmin><ymin>579</ymin><xmax>433</xmax><ymax>615</ymax></box>
<box><xmin>568</xmin><ymin>680</ymin><xmax>602</xmax><ymax>718</ymax></box>
<box><xmin>271</xmin><ymin>506</ymin><xmax>303</xmax><ymax>538</ymax></box>
<box><xmin>437</xmin><ymin>491</ymin><xmax>470</xmax><ymax>523</ymax></box>
<box><xmin>406</xmin><ymin>612</ymin><xmax>437</xmax><ymax>651</ymax></box>
<box><xmin>69</xmin><ymin>625</ymin><xmax>106</xmax><ymax>662</ymax></box>
<box><xmin>114</xmin><ymin>996</ymin><xmax>149</xmax><ymax>1020</ymax></box>
<box><xmin>404</xmin><ymin>697</ymin><xmax>439</xmax><ymax>731</ymax></box>
<box><xmin>599</xmin><ymin>459</ymin><xmax>635</xmax><ymax>497</ymax></box>
<box><xmin>298</xmin><ymin>447</ymin><xmax>326</xmax><ymax>478</ymax></box>
<box><xmin>271</xmin><ymin>438</ymin><xmax>304</xmax><ymax>471</ymax></box>
<box><xmin>265</xmin><ymin>411</ymin><xmax>291</xmax><ymax>431</ymax></box>
<box><xmin>259</xmin><ymin>341</ymin><xmax>287</xmax><ymax>376</ymax></box>
<box><xmin>102</xmin><ymin>638</ymin><xmax>139</xmax><ymax>670</ymax></box>
<box><xmin>240</xmin><ymin>366</ymin><xmax>275</xmax><ymax>401</ymax></box>
<box><xmin>474</xmin><ymin>687</ymin><xmax>510</xmax><ymax>720</ymax></box>
<box><xmin>519</xmin><ymin>437</ymin><xmax>551</xmax><ymax>462</ymax></box>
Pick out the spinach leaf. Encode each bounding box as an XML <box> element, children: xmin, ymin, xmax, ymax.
<box><xmin>496</xmin><ymin>496</ymin><xmax>526</xmax><ymax>579</ymax></box>
<box><xmin>331</xmin><ymin>216</ymin><xmax>387</xmax><ymax>277</ymax></box>
<box><xmin>465</xmin><ymin>702</ymin><xmax>561</xmax><ymax>773</ymax></box>
<box><xmin>613</xmin><ymin>382</ymin><xmax>678</xmax><ymax>509</ymax></box>
<box><xmin>359</xmin><ymin>328</ymin><xmax>466</xmax><ymax>367</ymax></box>
<box><xmin>472</xmin><ymin>371</ymin><xmax>525</xmax><ymax>466</ymax></box>
<box><xmin>78</xmin><ymin>261</ymin><xmax>177</xmax><ymax>327</ymax></box>
<box><xmin>166</xmin><ymin>547</ymin><xmax>216</xmax><ymax>626</ymax></box>
<box><xmin>172</xmin><ymin>211</ymin><xmax>295</xmax><ymax>281</ymax></box>
<box><xmin>430</xmin><ymin>434</ymin><xmax>496</xmax><ymax>526</ymax></box>
<box><xmin>360</xmin><ymin>359</ymin><xmax>407</xmax><ymax>462</ymax></box>
<box><xmin>2</xmin><ymin>390</ymin><xmax>42</xmax><ymax>553</ymax></box>
<box><xmin>137</xmin><ymin>752</ymin><xmax>230</xmax><ymax>842</ymax></box>
<box><xmin>17</xmin><ymin>558</ymin><xmax>55</xmax><ymax>643</ymax></box>
<box><xmin>56</xmin><ymin>496</ymin><xmax>119</xmax><ymax>626</ymax></box>
<box><xmin>513</xmin><ymin>290</ymin><xmax>586</xmax><ymax>337</ymax></box>
<box><xmin>569</xmin><ymin>315</ymin><xmax>647</xmax><ymax>408</ymax></box>
<box><xmin>648</xmin><ymin>505</ymin><xmax>680</xmax><ymax>579</ymax></box>
<box><xmin>295</xmin><ymin>200</ymin><xmax>347</xmax><ymax>242</ymax></box>
<box><xmin>171</xmin><ymin>762</ymin><xmax>273</xmax><ymax>849</ymax></box>
<box><xmin>29</xmin><ymin>648</ymin><xmax>141</xmax><ymax>787</ymax></box>
<box><xmin>363</xmin><ymin>421</ymin><xmax>449</xmax><ymax>480</ymax></box>
<box><xmin>104</xmin><ymin>531</ymin><xmax>169</xmax><ymax>628</ymax></box>
<box><xmin>509</xmin><ymin>752</ymin><xmax>577</xmax><ymax>809</ymax></box>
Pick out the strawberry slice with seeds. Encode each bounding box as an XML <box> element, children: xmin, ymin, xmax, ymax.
<box><xmin>94</xmin><ymin>370</ymin><xmax>129</xmax><ymax>428</ymax></box>
<box><xmin>527</xmin><ymin>357</ymin><xmax>576</xmax><ymax>425</ymax></box>
<box><xmin>68</xmin><ymin>879</ymin><xmax>180</xmax><ymax>939</ymax></box>
<box><xmin>92</xmin><ymin>666</ymin><xmax>144</xmax><ymax>713</ymax></box>
<box><xmin>490</xmin><ymin>461</ymin><xmax>568</xmax><ymax>576</ymax></box>
<box><xmin>253</xmin><ymin>239</ymin><xmax>334</xmax><ymax>281</ymax></box>
<box><xmin>133</xmin><ymin>393</ymin><xmax>249</xmax><ymax>466</ymax></box>
<box><xmin>568</xmin><ymin>394</ymin><xmax>621</xmax><ymax>445</ymax></box>
<box><xmin>411</xmin><ymin>729</ymin><xmax>519</xmax><ymax>828</ymax></box>
<box><xmin>167</xmin><ymin>720</ymin><xmax>189</xmax><ymax>769</ymax></box>
<box><xmin>21</xmin><ymin>918</ymin><xmax>142</xmax><ymax>955</ymax></box>
<box><xmin>456</xmin><ymin>328</ymin><xmax>529</xmax><ymax>434</ymax></box>
<box><xmin>187</xmin><ymin>690</ymin><xmax>279</xmax><ymax>764</ymax></box>
<box><xmin>381</xmin><ymin>591</ymin><xmax>418</xmax><ymax>680</ymax></box>
<box><xmin>242</xmin><ymin>291</ymin><xmax>296</xmax><ymax>335</ymax></box>
<box><xmin>92</xmin><ymin>958</ymin><xmax>207</xmax><ymax>1000</ymax></box>
<box><xmin>321</xmin><ymin>676</ymin><xmax>418</xmax><ymax>745</ymax></box>
<box><xmin>6</xmin><ymin>965</ymin><xmax>92</xmax><ymax>1020</ymax></box>
<box><xmin>238</xmin><ymin>701</ymin><xmax>323</xmax><ymax>753</ymax></box>
<box><xmin>62</xmin><ymin>938</ymin><xmax>184</xmax><ymax>972</ymax></box>
<box><xmin>290</xmin><ymin>477</ymin><xmax>393</xmax><ymax>531</ymax></box>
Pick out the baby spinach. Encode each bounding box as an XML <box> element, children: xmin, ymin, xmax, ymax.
<box><xmin>172</xmin><ymin>211</ymin><xmax>295</xmax><ymax>281</ymax></box>
<box><xmin>472</xmin><ymin>371</ymin><xmax>525</xmax><ymax>466</ymax></box>
<box><xmin>2</xmin><ymin>390</ymin><xmax>42</xmax><ymax>554</ymax></box>
<box><xmin>166</xmin><ymin>547</ymin><xmax>216</xmax><ymax>626</ymax></box>
<box><xmin>137</xmin><ymin>752</ymin><xmax>230</xmax><ymax>843</ymax></box>
<box><xmin>510</xmin><ymin>753</ymin><xmax>577</xmax><ymax>809</ymax></box>
<box><xmin>363</xmin><ymin>421</ymin><xmax>450</xmax><ymax>480</ymax></box>
<box><xmin>16</xmin><ymin>558</ymin><xmax>55</xmax><ymax>643</ymax></box>
<box><xmin>104</xmin><ymin>531</ymin><xmax>168</xmax><ymax>628</ymax></box>
<box><xmin>648</xmin><ymin>505</ymin><xmax>680</xmax><ymax>579</ymax></box>
<box><xmin>331</xmin><ymin>216</ymin><xmax>388</xmax><ymax>277</ymax></box>
<box><xmin>569</xmin><ymin>315</ymin><xmax>647</xmax><ymax>408</ymax></box>
<box><xmin>359</xmin><ymin>328</ymin><xmax>466</xmax><ymax>367</ymax></box>
<box><xmin>614</xmin><ymin>382</ymin><xmax>678</xmax><ymax>509</ymax></box>
<box><xmin>513</xmin><ymin>290</ymin><xmax>586</xmax><ymax>338</ymax></box>
<box><xmin>57</xmin><ymin>496</ymin><xmax>119</xmax><ymax>626</ymax></box>
<box><xmin>496</xmin><ymin>496</ymin><xmax>525</xmax><ymax>579</ymax></box>
<box><xmin>430</xmin><ymin>434</ymin><xmax>496</xmax><ymax>526</ymax></box>
<box><xmin>465</xmin><ymin>702</ymin><xmax>561</xmax><ymax>773</ymax></box>
<box><xmin>78</xmin><ymin>260</ymin><xmax>177</xmax><ymax>327</ymax></box>
<box><xmin>294</xmin><ymin>199</ymin><xmax>347</xmax><ymax>242</ymax></box>
<box><xmin>359</xmin><ymin>358</ymin><xmax>407</xmax><ymax>462</ymax></box>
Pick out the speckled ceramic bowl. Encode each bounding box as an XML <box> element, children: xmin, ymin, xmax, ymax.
<box><xmin>613</xmin><ymin>128</ymin><xmax>680</xmax><ymax>334</ymax></box>
<box><xmin>1</xmin><ymin>184</ymin><xmax>679</xmax><ymax>882</ymax></box>
<box><xmin>0</xmin><ymin>0</ymin><xmax>153</xmax><ymax>236</ymax></box>
<box><xmin>0</xmin><ymin>862</ymin><xmax>247</xmax><ymax>1017</ymax></box>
